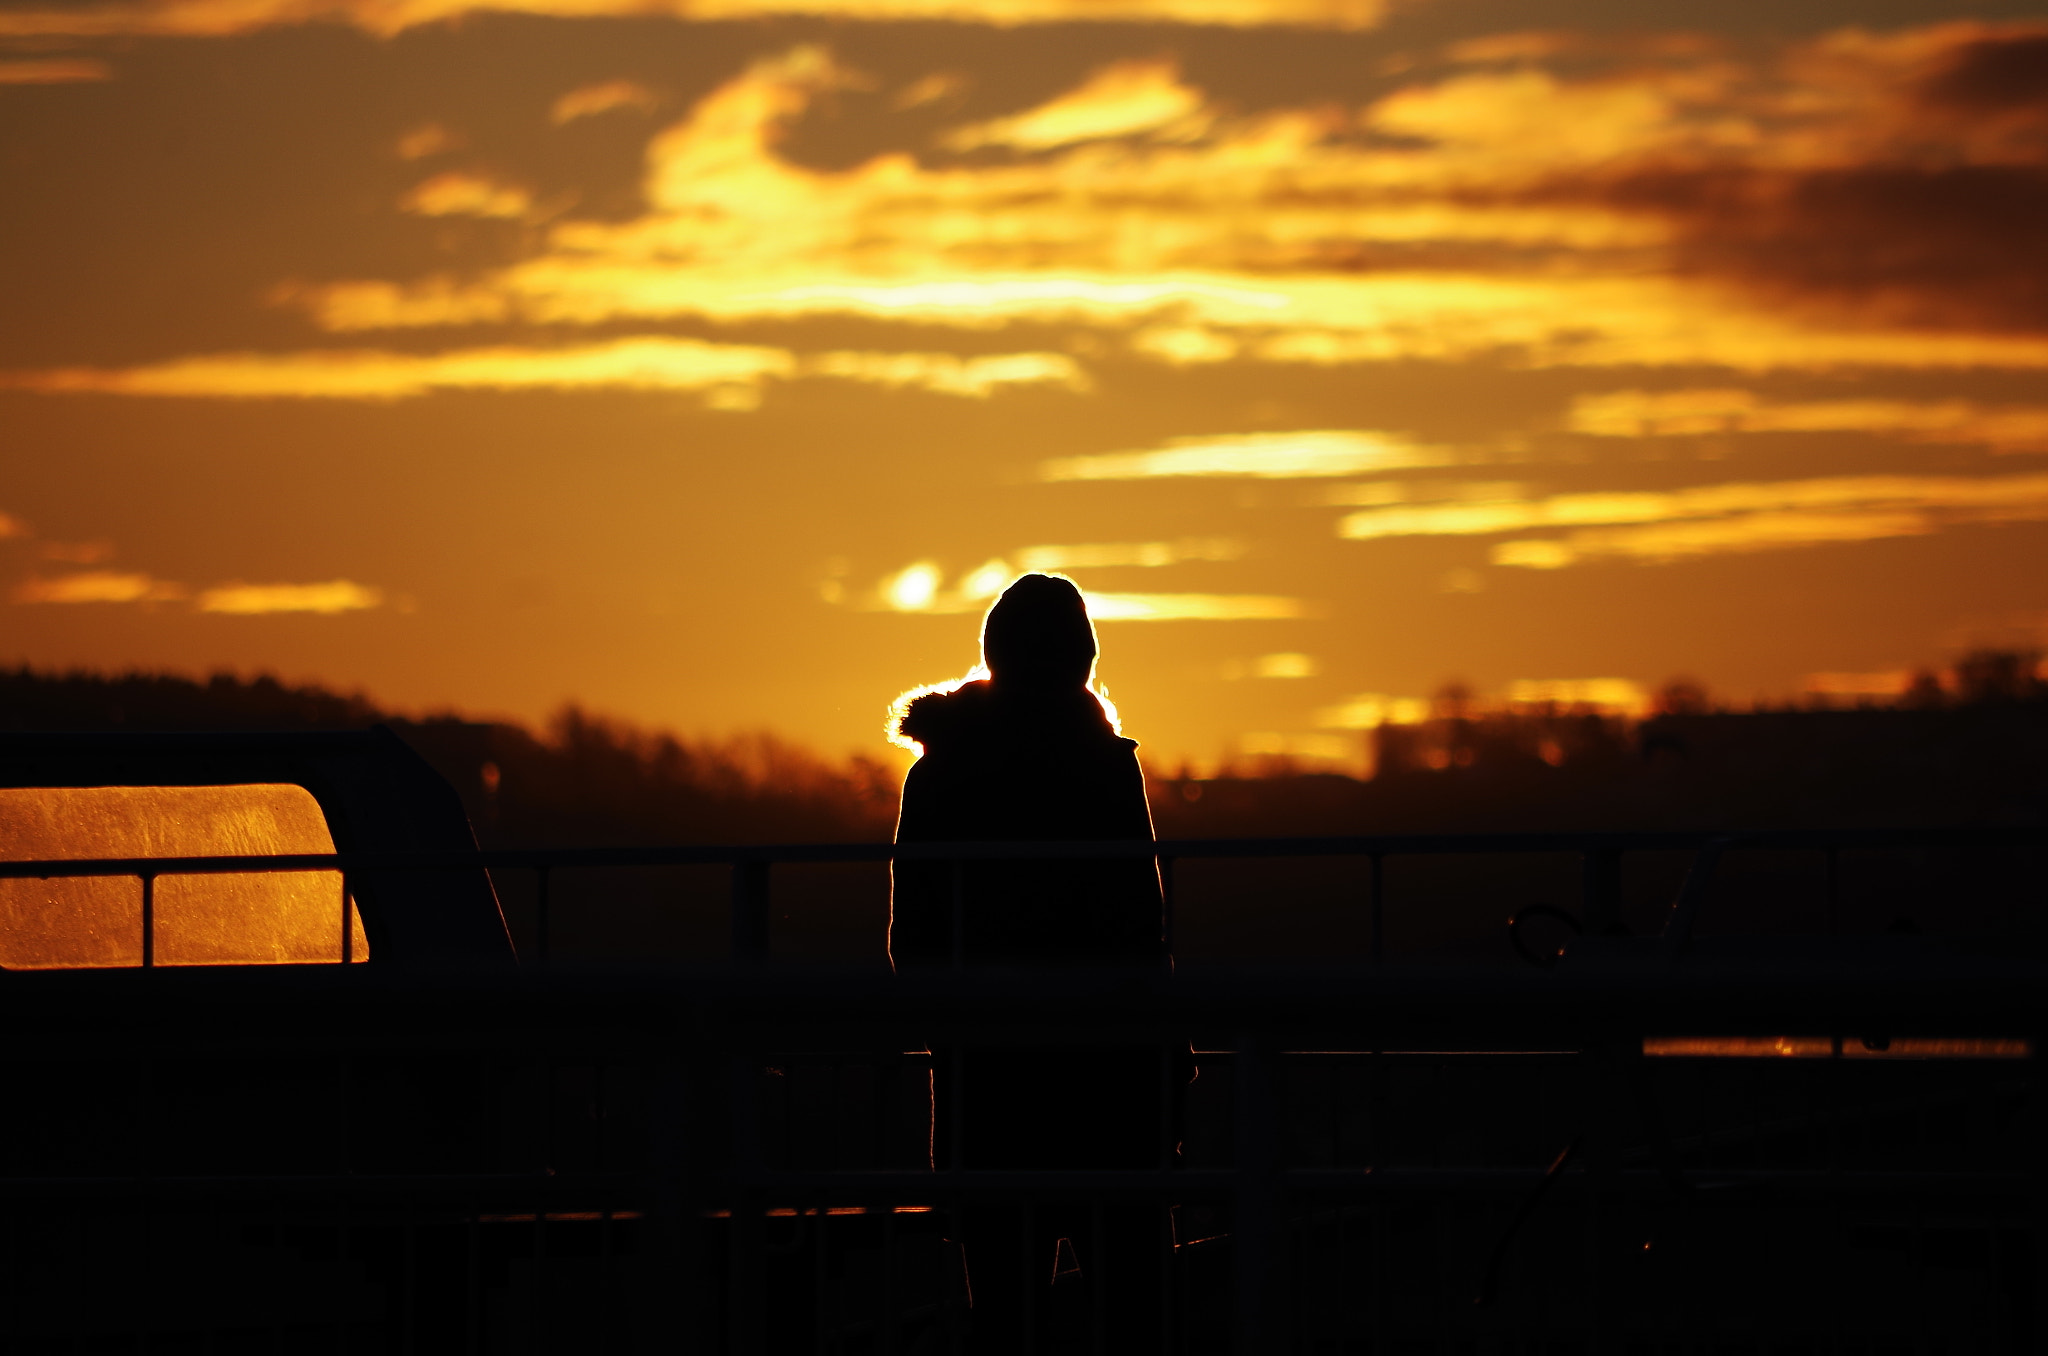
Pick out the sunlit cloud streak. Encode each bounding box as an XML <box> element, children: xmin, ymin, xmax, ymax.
<box><xmin>395</xmin><ymin>123</ymin><xmax>462</xmax><ymax>159</ymax></box>
<box><xmin>1013</xmin><ymin>539</ymin><xmax>1243</xmax><ymax>570</ymax></box>
<box><xmin>2</xmin><ymin>338</ymin><xmax>1085</xmax><ymax>403</ymax></box>
<box><xmin>266</xmin><ymin>28</ymin><xmax>2048</xmax><ymax>375</ymax></box>
<box><xmin>942</xmin><ymin>59</ymin><xmax>1206</xmax><ymax>151</ymax></box>
<box><xmin>1044</xmin><ymin>431</ymin><xmax>1446</xmax><ymax>482</ymax></box>
<box><xmin>1084</xmin><ymin>593</ymin><xmax>1309</xmax><ymax>621</ymax></box>
<box><xmin>1503</xmin><ymin>678</ymin><xmax>1650</xmax><ymax>716</ymax></box>
<box><xmin>13</xmin><ymin>572</ymin><xmax>185</xmax><ymax>604</ymax></box>
<box><xmin>1251</xmin><ymin>652</ymin><xmax>1315</xmax><ymax>678</ymax></box>
<box><xmin>862</xmin><ymin>561</ymin><xmax>1305</xmax><ymax>621</ymax></box>
<box><xmin>1570</xmin><ymin>389</ymin><xmax>2048</xmax><ymax>454</ymax></box>
<box><xmin>400</xmin><ymin>172</ymin><xmax>532</xmax><ymax>219</ymax></box>
<box><xmin>1806</xmin><ymin>670</ymin><xmax>1915</xmax><ymax>700</ymax></box>
<box><xmin>1316</xmin><ymin>693</ymin><xmax>1430</xmax><ymax>729</ymax></box>
<box><xmin>1337</xmin><ymin>471</ymin><xmax>2048</xmax><ymax>567</ymax></box>
<box><xmin>551</xmin><ymin>79</ymin><xmax>657</xmax><ymax>125</ymax></box>
<box><xmin>804</xmin><ymin>350</ymin><xmax>1086</xmax><ymax>397</ymax></box>
<box><xmin>0</xmin><ymin>58</ymin><xmax>111</xmax><ymax>83</ymax></box>
<box><xmin>197</xmin><ymin>580</ymin><xmax>383</xmax><ymax>614</ymax></box>
<box><xmin>0</xmin><ymin>0</ymin><xmax>1388</xmax><ymax>39</ymax></box>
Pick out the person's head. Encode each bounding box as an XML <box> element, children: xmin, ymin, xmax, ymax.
<box><xmin>981</xmin><ymin>573</ymin><xmax>1097</xmax><ymax>690</ymax></box>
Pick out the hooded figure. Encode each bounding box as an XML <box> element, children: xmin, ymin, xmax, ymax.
<box><xmin>888</xmin><ymin>573</ymin><xmax>1169</xmax><ymax>1351</ymax></box>
<box><xmin>890</xmin><ymin>572</ymin><xmax>1163</xmax><ymax>967</ymax></box>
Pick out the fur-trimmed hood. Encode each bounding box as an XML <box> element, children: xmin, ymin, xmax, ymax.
<box><xmin>894</xmin><ymin>679</ymin><xmax>1130</xmax><ymax>755</ymax></box>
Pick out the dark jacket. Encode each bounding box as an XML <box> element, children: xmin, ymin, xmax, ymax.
<box><xmin>889</xmin><ymin>679</ymin><xmax>1162</xmax><ymax>968</ymax></box>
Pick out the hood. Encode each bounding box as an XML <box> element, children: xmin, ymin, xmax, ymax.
<box><xmin>894</xmin><ymin>679</ymin><xmax>1127</xmax><ymax>754</ymax></box>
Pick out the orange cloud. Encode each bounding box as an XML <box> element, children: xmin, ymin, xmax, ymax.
<box><xmin>0</xmin><ymin>58</ymin><xmax>111</xmax><ymax>83</ymax></box>
<box><xmin>13</xmin><ymin>571</ymin><xmax>185</xmax><ymax>604</ymax></box>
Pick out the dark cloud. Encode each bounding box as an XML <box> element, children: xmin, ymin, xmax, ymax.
<box><xmin>1921</xmin><ymin>31</ymin><xmax>2048</xmax><ymax>113</ymax></box>
<box><xmin>1586</xmin><ymin>163</ymin><xmax>2048</xmax><ymax>332</ymax></box>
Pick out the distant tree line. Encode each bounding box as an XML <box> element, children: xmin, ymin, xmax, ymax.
<box><xmin>0</xmin><ymin>667</ymin><xmax>898</xmax><ymax>847</ymax></box>
<box><xmin>2</xmin><ymin>655</ymin><xmax>2043</xmax><ymax>846</ymax></box>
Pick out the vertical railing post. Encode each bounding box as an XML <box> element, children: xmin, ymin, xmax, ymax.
<box><xmin>1160</xmin><ymin>854</ymin><xmax>1176</xmax><ymax>966</ymax></box>
<box><xmin>534</xmin><ymin>864</ymin><xmax>551</xmax><ymax>967</ymax></box>
<box><xmin>731</xmin><ymin>859</ymin><xmax>769</xmax><ymax>965</ymax></box>
<box><xmin>1581</xmin><ymin>847</ymin><xmax>1621</xmax><ymax>934</ymax></box>
<box><xmin>1825</xmin><ymin>847</ymin><xmax>1840</xmax><ymax>936</ymax></box>
<box><xmin>949</xmin><ymin>858</ymin><xmax>966</xmax><ymax>968</ymax></box>
<box><xmin>140</xmin><ymin>870</ymin><xmax>155</xmax><ymax>970</ymax></box>
<box><xmin>1367</xmin><ymin>853</ymin><xmax>1384</xmax><ymax>964</ymax></box>
<box><xmin>1232</xmin><ymin>1033</ymin><xmax>1279</xmax><ymax>1356</ymax></box>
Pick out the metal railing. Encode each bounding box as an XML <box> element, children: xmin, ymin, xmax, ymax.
<box><xmin>0</xmin><ymin>827</ymin><xmax>2043</xmax><ymax>1353</ymax></box>
<box><xmin>2</xmin><ymin>823</ymin><xmax>2041</xmax><ymax>965</ymax></box>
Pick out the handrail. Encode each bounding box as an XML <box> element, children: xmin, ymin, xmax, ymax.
<box><xmin>0</xmin><ymin>823</ymin><xmax>2041</xmax><ymax>878</ymax></box>
<box><xmin>3</xmin><ymin>825</ymin><xmax>2040</xmax><ymax>968</ymax></box>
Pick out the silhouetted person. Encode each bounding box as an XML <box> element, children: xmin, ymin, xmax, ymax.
<box><xmin>890</xmin><ymin>573</ymin><xmax>1169</xmax><ymax>1352</ymax></box>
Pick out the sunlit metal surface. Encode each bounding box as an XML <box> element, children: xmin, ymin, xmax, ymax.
<box><xmin>1644</xmin><ymin>1035</ymin><xmax>2032</xmax><ymax>1059</ymax></box>
<box><xmin>0</xmin><ymin>785</ymin><xmax>366</xmax><ymax>967</ymax></box>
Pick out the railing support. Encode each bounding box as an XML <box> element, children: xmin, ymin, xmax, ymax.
<box><xmin>1581</xmin><ymin>848</ymin><xmax>1621</xmax><ymax>933</ymax></box>
<box><xmin>731</xmin><ymin>860</ymin><xmax>770</xmax><ymax>966</ymax></box>
<box><xmin>140</xmin><ymin>870</ymin><xmax>155</xmax><ymax>969</ymax></box>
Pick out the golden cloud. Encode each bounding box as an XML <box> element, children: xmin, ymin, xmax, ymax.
<box><xmin>1044</xmin><ymin>430</ymin><xmax>1447</xmax><ymax>481</ymax></box>
<box><xmin>1084</xmin><ymin>593</ymin><xmax>1311</xmax><ymax>621</ymax></box>
<box><xmin>13</xmin><ymin>571</ymin><xmax>185</xmax><ymax>604</ymax></box>
<box><xmin>942</xmin><ymin>58</ymin><xmax>1206</xmax><ymax>151</ymax></box>
<box><xmin>2</xmin><ymin>337</ymin><xmax>1084</xmax><ymax>402</ymax></box>
<box><xmin>0</xmin><ymin>511</ymin><xmax>25</xmax><ymax>538</ymax></box>
<box><xmin>860</xmin><ymin>559</ymin><xmax>1306</xmax><ymax>621</ymax></box>
<box><xmin>1502</xmin><ymin>677</ymin><xmax>1650</xmax><ymax>715</ymax></box>
<box><xmin>1341</xmin><ymin>471</ymin><xmax>2048</xmax><ymax>563</ymax></box>
<box><xmin>1013</xmin><ymin>538</ymin><xmax>1243</xmax><ymax>570</ymax></box>
<box><xmin>1569</xmin><ymin>388</ymin><xmax>2048</xmax><ymax>453</ymax></box>
<box><xmin>400</xmin><ymin>172</ymin><xmax>533</xmax><ymax>219</ymax></box>
<box><xmin>1418</xmin><ymin>471</ymin><xmax>2048</xmax><ymax>568</ymax></box>
<box><xmin>196</xmin><ymin>580</ymin><xmax>383</xmax><ymax>614</ymax></box>
<box><xmin>551</xmin><ymin>78</ymin><xmax>658</xmax><ymax>125</ymax></box>
<box><xmin>395</xmin><ymin>123</ymin><xmax>462</xmax><ymax>160</ymax></box>
<box><xmin>803</xmin><ymin>349</ymin><xmax>1086</xmax><ymax>397</ymax></box>
<box><xmin>250</xmin><ymin>30</ymin><xmax>2048</xmax><ymax>379</ymax></box>
<box><xmin>0</xmin><ymin>0</ymin><xmax>1388</xmax><ymax>39</ymax></box>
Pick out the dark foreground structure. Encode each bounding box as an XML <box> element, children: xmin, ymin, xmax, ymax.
<box><xmin>0</xmin><ymin>732</ymin><xmax>2043</xmax><ymax>1352</ymax></box>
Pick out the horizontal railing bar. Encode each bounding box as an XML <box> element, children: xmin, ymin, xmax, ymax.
<box><xmin>0</xmin><ymin>1167</ymin><xmax>2023</xmax><ymax>1201</ymax></box>
<box><xmin>1</xmin><ymin>825</ymin><xmax>2042</xmax><ymax>879</ymax></box>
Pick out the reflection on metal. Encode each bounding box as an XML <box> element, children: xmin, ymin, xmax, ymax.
<box><xmin>699</xmin><ymin>1205</ymin><xmax>937</xmax><ymax>1218</ymax></box>
<box><xmin>1643</xmin><ymin>1036</ymin><xmax>2031</xmax><ymax>1059</ymax></box>
<box><xmin>0</xmin><ymin>785</ymin><xmax>367</xmax><ymax>967</ymax></box>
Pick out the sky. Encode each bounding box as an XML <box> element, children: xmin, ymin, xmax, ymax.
<box><xmin>4</xmin><ymin>0</ymin><xmax>2047</xmax><ymax>770</ymax></box>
